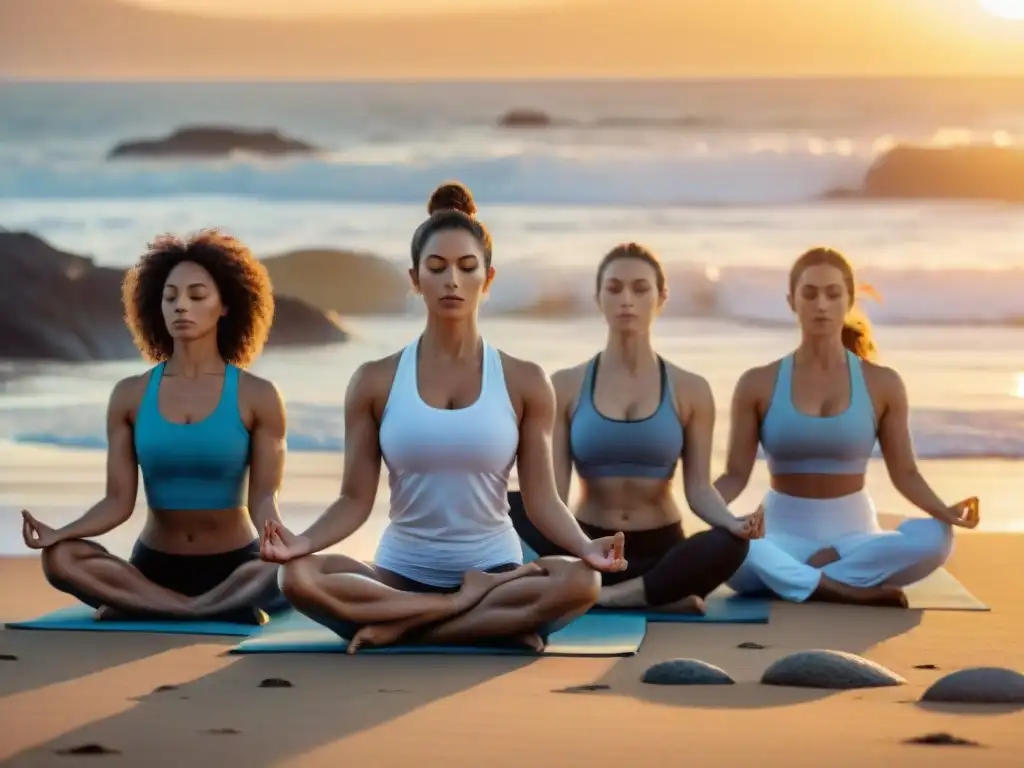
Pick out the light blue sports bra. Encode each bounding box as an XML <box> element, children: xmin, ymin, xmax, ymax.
<box><xmin>760</xmin><ymin>351</ymin><xmax>877</xmax><ymax>476</ymax></box>
<box><xmin>569</xmin><ymin>355</ymin><xmax>684</xmax><ymax>480</ymax></box>
<box><xmin>133</xmin><ymin>363</ymin><xmax>251</xmax><ymax>510</ymax></box>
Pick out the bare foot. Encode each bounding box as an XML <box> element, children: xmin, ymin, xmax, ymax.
<box><xmin>807</xmin><ymin>547</ymin><xmax>841</xmax><ymax>568</ymax></box>
<box><xmin>511</xmin><ymin>632</ymin><xmax>546</xmax><ymax>652</ymax></box>
<box><xmin>814</xmin><ymin>578</ymin><xmax>908</xmax><ymax>608</ymax></box>
<box><xmin>454</xmin><ymin>563</ymin><xmax>544</xmax><ymax>610</ymax></box>
<box><xmin>346</xmin><ymin>623</ymin><xmax>406</xmax><ymax>654</ymax></box>
<box><xmin>94</xmin><ymin>605</ymin><xmax>121</xmax><ymax>621</ymax></box>
<box><xmin>650</xmin><ymin>595</ymin><xmax>707</xmax><ymax>615</ymax></box>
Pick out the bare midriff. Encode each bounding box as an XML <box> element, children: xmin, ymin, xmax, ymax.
<box><xmin>574</xmin><ymin>476</ymin><xmax>683</xmax><ymax>532</ymax></box>
<box><xmin>139</xmin><ymin>507</ymin><xmax>255</xmax><ymax>555</ymax></box>
<box><xmin>770</xmin><ymin>473</ymin><xmax>866</xmax><ymax>500</ymax></box>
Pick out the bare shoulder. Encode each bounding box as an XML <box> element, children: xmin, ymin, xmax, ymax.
<box><xmin>735</xmin><ymin>360</ymin><xmax>782</xmax><ymax>402</ymax></box>
<box><xmin>109</xmin><ymin>373</ymin><xmax>148</xmax><ymax>418</ymax></box>
<box><xmin>860</xmin><ymin>359</ymin><xmax>905</xmax><ymax>398</ymax></box>
<box><xmin>498</xmin><ymin>351</ymin><xmax>552</xmax><ymax>401</ymax></box>
<box><xmin>238</xmin><ymin>370</ymin><xmax>285</xmax><ymax>412</ymax></box>
<box><xmin>664</xmin><ymin>361</ymin><xmax>712</xmax><ymax>398</ymax></box>
<box><xmin>349</xmin><ymin>351</ymin><xmax>404</xmax><ymax>409</ymax></box>
<box><xmin>549</xmin><ymin>359</ymin><xmax>589</xmax><ymax>403</ymax></box>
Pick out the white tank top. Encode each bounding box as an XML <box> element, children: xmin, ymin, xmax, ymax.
<box><xmin>374</xmin><ymin>336</ymin><xmax>523</xmax><ymax>587</ymax></box>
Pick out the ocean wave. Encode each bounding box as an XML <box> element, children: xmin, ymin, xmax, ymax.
<box><xmin>482</xmin><ymin>262</ymin><xmax>1024</xmax><ymax>326</ymax></box>
<box><xmin>6</xmin><ymin>403</ymin><xmax>1024</xmax><ymax>461</ymax></box>
<box><xmin>0</xmin><ymin>138</ymin><xmax>885</xmax><ymax>207</ymax></box>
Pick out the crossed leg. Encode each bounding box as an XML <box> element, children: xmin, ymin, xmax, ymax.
<box><xmin>279</xmin><ymin>553</ymin><xmax>600</xmax><ymax>652</ymax></box>
<box><xmin>42</xmin><ymin>539</ymin><xmax>282</xmax><ymax>622</ymax></box>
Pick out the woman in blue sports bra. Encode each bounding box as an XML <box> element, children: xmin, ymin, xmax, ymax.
<box><xmin>714</xmin><ymin>247</ymin><xmax>978</xmax><ymax>607</ymax></box>
<box><xmin>511</xmin><ymin>243</ymin><xmax>759</xmax><ymax>614</ymax></box>
<box><xmin>21</xmin><ymin>231</ymin><xmax>289</xmax><ymax>623</ymax></box>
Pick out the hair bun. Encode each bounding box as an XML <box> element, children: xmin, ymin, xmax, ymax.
<box><xmin>427</xmin><ymin>181</ymin><xmax>477</xmax><ymax>217</ymax></box>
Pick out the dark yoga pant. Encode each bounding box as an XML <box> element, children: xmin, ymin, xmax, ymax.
<box><xmin>507</xmin><ymin>491</ymin><xmax>749</xmax><ymax>606</ymax></box>
<box><xmin>46</xmin><ymin>539</ymin><xmax>289</xmax><ymax>617</ymax></box>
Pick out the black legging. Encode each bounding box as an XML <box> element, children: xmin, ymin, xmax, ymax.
<box><xmin>508</xmin><ymin>491</ymin><xmax>749</xmax><ymax>606</ymax></box>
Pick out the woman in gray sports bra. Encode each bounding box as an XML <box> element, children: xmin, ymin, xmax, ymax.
<box><xmin>714</xmin><ymin>247</ymin><xmax>978</xmax><ymax>607</ymax></box>
<box><xmin>511</xmin><ymin>243</ymin><xmax>759</xmax><ymax>614</ymax></box>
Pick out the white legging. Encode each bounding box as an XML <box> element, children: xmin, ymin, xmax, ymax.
<box><xmin>728</xmin><ymin>489</ymin><xmax>953</xmax><ymax>602</ymax></box>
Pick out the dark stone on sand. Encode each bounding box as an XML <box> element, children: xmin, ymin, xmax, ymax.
<box><xmin>737</xmin><ymin>642</ymin><xmax>767</xmax><ymax>650</ymax></box>
<box><xmin>642</xmin><ymin>659</ymin><xmax>735</xmax><ymax>686</ymax></box>
<box><xmin>914</xmin><ymin>664</ymin><xmax>939</xmax><ymax>670</ymax></box>
<box><xmin>497</xmin><ymin>108</ymin><xmax>554</xmax><ymax>128</ymax></box>
<box><xmin>258</xmin><ymin>677</ymin><xmax>293</xmax><ymax>688</ymax></box>
<box><xmin>553</xmin><ymin>684</ymin><xmax>612</xmax><ymax>694</ymax></box>
<box><xmin>920</xmin><ymin>667</ymin><xmax>1024</xmax><ymax>704</ymax></box>
<box><xmin>859</xmin><ymin>145</ymin><xmax>1024</xmax><ymax>203</ymax></box>
<box><xmin>108</xmin><ymin>126</ymin><xmax>319</xmax><ymax>160</ymax></box>
<box><xmin>152</xmin><ymin>684</ymin><xmax>178</xmax><ymax>693</ymax></box>
<box><xmin>760</xmin><ymin>650</ymin><xmax>906</xmax><ymax>690</ymax></box>
<box><xmin>903</xmin><ymin>732</ymin><xmax>981</xmax><ymax>747</ymax></box>
<box><xmin>204</xmin><ymin>728</ymin><xmax>241</xmax><ymax>735</ymax></box>
<box><xmin>0</xmin><ymin>653</ymin><xmax>18</xmax><ymax>661</ymax></box>
<box><xmin>0</xmin><ymin>231</ymin><xmax>348</xmax><ymax>362</ymax></box>
<box><xmin>55</xmin><ymin>743</ymin><xmax>121</xmax><ymax>755</ymax></box>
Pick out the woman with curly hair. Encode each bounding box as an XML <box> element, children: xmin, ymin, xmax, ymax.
<box><xmin>21</xmin><ymin>230</ymin><xmax>290</xmax><ymax>624</ymax></box>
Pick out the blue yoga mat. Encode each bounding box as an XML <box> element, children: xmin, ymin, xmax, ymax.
<box><xmin>3</xmin><ymin>604</ymin><xmax>296</xmax><ymax>637</ymax></box>
<box><xmin>594</xmin><ymin>594</ymin><xmax>771</xmax><ymax>624</ymax></box>
<box><xmin>230</xmin><ymin>611</ymin><xmax>647</xmax><ymax>656</ymax></box>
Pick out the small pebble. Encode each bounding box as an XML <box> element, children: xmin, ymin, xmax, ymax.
<box><xmin>152</xmin><ymin>684</ymin><xmax>178</xmax><ymax>693</ymax></box>
<box><xmin>258</xmin><ymin>677</ymin><xmax>293</xmax><ymax>688</ymax></box>
<box><xmin>0</xmin><ymin>653</ymin><xmax>18</xmax><ymax>661</ymax></box>
<box><xmin>204</xmin><ymin>728</ymin><xmax>241</xmax><ymax>736</ymax></box>
<box><xmin>737</xmin><ymin>642</ymin><xmax>767</xmax><ymax>650</ymax></box>
<box><xmin>903</xmin><ymin>732</ymin><xmax>981</xmax><ymax>747</ymax></box>
<box><xmin>913</xmin><ymin>664</ymin><xmax>939</xmax><ymax>670</ymax></box>
<box><xmin>761</xmin><ymin>649</ymin><xmax>905</xmax><ymax>690</ymax></box>
<box><xmin>553</xmin><ymin>684</ymin><xmax>611</xmax><ymax>694</ymax></box>
<box><xmin>921</xmin><ymin>667</ymin><xmax>1024</xmax><ymax>704</ymax></box>
<box><xmin>54</xmin><ymin>743</ymin><xmax>120</xmax><ymax>756</ymax></box>
<box><xmin>642</xmin><ymin>659</ymin><xmax>735</xmax><ymax>686</ymax></box>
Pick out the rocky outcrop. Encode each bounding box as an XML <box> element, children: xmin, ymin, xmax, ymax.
<box><xmin>857</xmin><ymin>145</ymin><xmax>1024</xmax><ymax>203</ymax></box>
<box><xmin>497</xmin><ymin>109</ymin><xmax>554</xmax><ymax>128</ymax></box>
<box><xmin>0</xmin><ymin>231</ymin><xmax>347</xmax><ymax>362</ymax></box>
<box><xmin>107</xmin><ymin>126</ymin><xmax>320</xmax><ymax>160</ymax></box>
<box><xmin>261</xmin><ymin>249</ymin><xmax>411</xmax><ymax>316</ymax></box>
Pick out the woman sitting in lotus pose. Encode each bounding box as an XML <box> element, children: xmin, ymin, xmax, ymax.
<box><xmin>714</xmin><ymin>247</ymin><xmax>977</xmax><ymax>607</ymax></box>
<box><xmin>260</xmin><ymin>182</ymin><xmax>626</xmax><ymax>653</ymax></box>
<box><xmin>511</xmin><ymin>243</ymin><xmax>758</xmax><ymax>615</ymax></box>
<box><xmin>24</xmin><ymin>231</ymin><xmax>289</xmax><ymax>623</ymax></box>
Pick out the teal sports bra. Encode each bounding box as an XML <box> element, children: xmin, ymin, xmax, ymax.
<box><xmin>133</xmin><ymin>363</ymin><xmax>251</xmax><ymax>510</ymax></box>
<box><xmin>760</xmin><ymin>351</ymin><xmax>877</xmax><ymax>476</ymax></box>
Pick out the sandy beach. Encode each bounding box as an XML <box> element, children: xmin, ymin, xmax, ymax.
<box><xmin>1</xmin><ymin>448</ymin><xmax>1021</xmax><ymax>767</ymax></box>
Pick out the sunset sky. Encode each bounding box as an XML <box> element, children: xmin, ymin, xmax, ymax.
<box><xmin>5</xmin><ymin>0</ymin><xmax>1024</xmax><ymax>78</ymax></box>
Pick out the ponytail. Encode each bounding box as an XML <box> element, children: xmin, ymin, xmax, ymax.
<box><xmin>841</xmin><ymin>305</ymin><xmax>877</xmax><ymax>362</ymax></box>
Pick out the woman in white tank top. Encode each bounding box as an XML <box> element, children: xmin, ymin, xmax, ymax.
<box><xmin>258</xmin><ymin>182</ymin><xmax>627</xmax><ymax>653</ymax></box>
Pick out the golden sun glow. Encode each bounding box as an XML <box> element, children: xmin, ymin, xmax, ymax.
<box><xmin>979</xmin><ymin>0</ymin><xmax>1024</xmax><ymax>19</ymax></box>
<box><xmin>1015</xmin><ymin>373</ymin><xmax>1024</xmax><ymax>398</ymax></box>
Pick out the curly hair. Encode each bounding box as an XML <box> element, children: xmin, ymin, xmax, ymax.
<box><xmin>121</xmin><ymin>230</ymin><xmax>275</xmax><ymax>367</ymax></box>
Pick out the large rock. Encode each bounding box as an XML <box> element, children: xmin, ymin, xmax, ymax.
<box><xmin>761</xmin><ymin>649</ymin><xmax>906</xmax><ymax>690</ymax></box>
<box><xmin>497</xmin><ymin>109</ymin><xmax>554</xmax><ymax>129</ymax></box>
<box><xmin>108</xmin><ymin>126</ymin><xmax>320</xmax><ymax>160</ymax></box>
<box><xmin>860</xmin><ymin>145</ymin><xmax>1024</xmax><ymax>203</ymax></box>
<box><xmin>921</xmin><ymin>667</ymin><xmax>1024</xmax><ymax>704</ymax></box>
<box><xmin>261</xmin><ymin>249</ymin><xmax>410</xmax><ymax>316</ymax></box>
<box><xmin>0</xmin><ymin>231</ymin><xmax>347</xmax><ymax>362</ymax></box>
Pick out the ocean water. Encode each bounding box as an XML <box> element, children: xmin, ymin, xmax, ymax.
<box><xmin>1</xmin><ymin>79</ymin><xmax>1023</xmax><ymax>529</ymax></box>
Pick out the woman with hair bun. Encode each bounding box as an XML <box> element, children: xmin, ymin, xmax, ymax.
<box><xmin>260</xmin><ymin>181</ymin><xmax>627</xmax><ymax>652</ymax></box>
<box><xmin>714</xmin><ymin>247</ymin><xmax>977</xmax><ymax>607</ymax></box>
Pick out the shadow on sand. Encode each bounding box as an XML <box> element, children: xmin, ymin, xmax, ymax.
<box><xmin>4</xmin><ymin>649</ymin><xmax>537</xmax><ymax>766</ymax></box>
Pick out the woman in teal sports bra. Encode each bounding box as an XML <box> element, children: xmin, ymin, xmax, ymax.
<box><xmin>21</xmin><ymin>231</ymin><xmax>289</xmax><ymax>623</ymax></box>
<box><xmin>511</xmin><ymin>243</ymin><xmax>760</xmax><ymax>614</ymax></box>
<box><xmin>714</xmin><ymin>247</ymin><xmax>979</xmax><ymax>607</ymax></box>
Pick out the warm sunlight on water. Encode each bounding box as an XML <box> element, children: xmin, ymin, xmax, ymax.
<box><xmin>1015</xmin><ymin>372</ymin><xmax>1024</xmax><ymax>398</ymax></box>
<box><xmin>979</xmin><ymin>0</ymin><xmax>1024</xmax><ymax>21</ymax></box>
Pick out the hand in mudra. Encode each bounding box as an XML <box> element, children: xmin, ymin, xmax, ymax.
<box><xmin>582</xmin><ymin>531</ymin><xmax>628</xmax><ymax>573</ymax></box>
<box><xmin>259</xmin><ymin>520</ymin><xmax>312</xmax><ymax>563</ymax></box>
